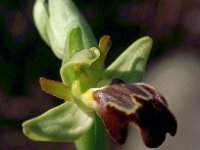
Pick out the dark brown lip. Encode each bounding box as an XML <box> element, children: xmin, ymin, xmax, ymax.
<box><xmin>93</xmin><ymin>79</ymin><xmax>177</xmax><ymax>148</ymax></box>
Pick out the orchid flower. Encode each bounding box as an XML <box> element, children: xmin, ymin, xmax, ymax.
<box><xmin>22</xmin><ymin>0</ymin><xmax>177</xmax><ymax>150</ymax></box>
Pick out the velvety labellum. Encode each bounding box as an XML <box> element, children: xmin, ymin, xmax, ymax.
<box><xmin>93</xmin><ymin>79</ymin><xmax>177</xmax><ymax>148</ymax></box>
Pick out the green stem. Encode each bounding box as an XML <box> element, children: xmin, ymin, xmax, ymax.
<box><xmin>75</xmin><ymin>114</ymin><xmax>110</xmax><ymax>150</ymax></box>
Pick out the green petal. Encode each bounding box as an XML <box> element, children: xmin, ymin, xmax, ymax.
<box><xmin>33</xmin><ymin>0</ymin><xmax>50</xmax><ymax>45</ymax></box>
<box><xmin>39</xmin><ymin>77</ymin><xmax>73</xmax><ymax>101</ymax></box>
<box><xmin>92</xmin><ymin>35</ymin><xmax>112</xmax><ymax>70</ymax></box>
<box><xmin>48</xmin><ymin>0</ymin><xmax>97</xmax><ymax>59</ymax></box>
<box><xmin>60</xmin><ymin>48</ymin><xmax>100</xmax><ymax>86</ymax></box>
<box><xmin>22</xmin><ymin>102</ymin><xmax>94</xmax><ymax>142</ymax></box>
<box><xmin>98</xmin><ymin>35</ymin><xmax>111</xmax><ymax>58</ymax></box>
<box><xmin>105</xmin><ymin>36</ymin><xmax>153</xmax><ymax>82</ymax></box>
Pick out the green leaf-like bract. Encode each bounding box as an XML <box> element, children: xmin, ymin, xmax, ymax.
<box><xmin>33</xmin><ymin>0</ymin><xmax>50</xmax><ymax>45</ymax></box>
<box><xmin>48</xmin><ymin>0</ymin><xmax>97</xmax><ymax>59</ymax></box>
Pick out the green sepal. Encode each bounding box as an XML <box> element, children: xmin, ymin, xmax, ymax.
<box><xmin>39</xmin><ymin>77</ymin><xmax>73</xmax><ymax>101</ymax></box>
<box><xmin>105</xmin><ymin>36</ymin><xmax>153</xmax><ymax>82</ymax></box>
<box><xmin>62</xmin><ymin>26</ymin><xmax>84</xmax><ymax>65</ymax></box>
<box><xmin>22</xmin><ymin>102</ymin><xmax>94</xmax><ymax>142</ymax></box>
<box><xmin>33</xmin><ymin>0</ymin><xmax>50</xmax><ymax>45</ymax></box>
<box><xmin>60</xmin><ymin>48</ymin><xmax>100</xmax><ymax>86</ymax></box>
<box><xmin>48</xmin><ymin>0</ymin><xmax>97</xmax><ymax>59</ymax></box>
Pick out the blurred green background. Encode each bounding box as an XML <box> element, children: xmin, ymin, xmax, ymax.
<box><xmin>0</xmin><ymin>0</ymin><xmax>200</xmax><ymax>150</ymax></box>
